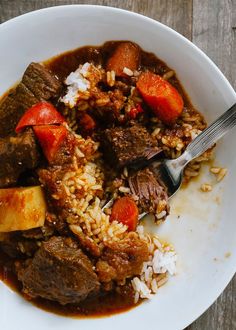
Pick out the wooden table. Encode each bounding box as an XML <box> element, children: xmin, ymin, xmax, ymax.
<box><xmin>0</xmin><ymin>0</ymin><xmax>235</xmax><ymax>329</ymax></box>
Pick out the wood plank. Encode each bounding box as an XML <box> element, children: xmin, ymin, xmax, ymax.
<box><xmin>0</xmin><ymin>0</ymin><xmax>192</xmax><ymax>39</ymax></box>
<box><xmin>185</xmin><ymin>277</ymin><xmax>236</xmax><ymax>330</ymax></box>
<box><xmin>192</xmin><ymin>0</ymin><xmax>236</xmax><ymax>89</ymax></box>
<box><xmin>187</xmin><ymin>2</ymin><xmax>236</xmax><ymax>328</ymax></box>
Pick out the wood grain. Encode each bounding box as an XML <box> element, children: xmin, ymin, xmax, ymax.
<box><xmin>192</xmin><ymin>0</ymin><xmax>236</xmax><ymax>89</ymax></box>
<box><xmin>0</xmin><ymin>0</ymin><xmax>193</xmax><ymax>39</ymax></box>
<box><xmin>0</xmin><ymin>1</ymin><xmax>235</xmax><ymax>329</ymax></box>
<box><xmin>188</xmin><ymin>1</ymin><xmax>236</xmax><ymax>328</ymax></box>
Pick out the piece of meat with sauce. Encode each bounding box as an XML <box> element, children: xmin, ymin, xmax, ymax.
<box><xmin>96</xmin><ymin>232</ymin><xmax>149</xmax><ymax>284</ymax></box>
<box><xmin>39</xmin><ymin>164</ymin><xmax>101</xmax><ymax>240</ymax></box>
<box><xmin>101</xmin><ymin>124</ymin><xmax>161</xmax><ymax>169</ymax></box>
<box><xmin>92</xmin><ymin>89</ymin><xmax>126</xmax><ymax>125</ymax></box>
<box><xmin>22</xmin><ymin>62</ymin><xmax>62</xmax><ymax>100</ymax></box>
<box><xmin>16</xmin><ymin>236</ymin><xmax>100</xmax><ymax>305</ymax></box>
<box><xmin>0</xmin><ymin>86</ymin><xmax>38</xmax><ymax>138</ymax></box>
<box><xmin>0</xmin><ymin>128</ymin><xmax>39</xmax><ymax>188</ymax></box>
<box><xmin>38</xmin><ymin>166</ymin><xmax>72</xmax><ymax>234</ymax></box>
<box><xmin>128</xmin><ymin>168</ymin><xmax>169</xmax><ymax>215</ymax></box>
<box><xmin>0</xmin><ymin>63</ymin><xmax>62</xmax><ymax>137</ymax></box>
<box><xmin>0</xmin><ymin>234</ymin><xmax>39</xmax><ymax>258</ymax></box>
<box><xmin>49</xmin><ymin>131</ymin><xmax>77</xmax><ymax>166</ymax></box>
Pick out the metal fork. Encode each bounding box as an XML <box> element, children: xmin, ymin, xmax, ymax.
<box><xmin>152</xmin><ymin>102</ymin><xmax>236</xmax><ymax>198</ymax></box>
<box><xmin>103</xmin><ymin>102</ymin><xmax>236</xmax><ymax>216</ymax></box>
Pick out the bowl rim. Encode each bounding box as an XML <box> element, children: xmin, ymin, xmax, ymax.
<box><xmin>0</xmin><ymin>4</ymin><xmax>235</xmax><ymax>330</ymax></box>
<box><xmin>1</xmin><ymin>4</ymin><xmax>235</xmax><ymax>98</ymax></box>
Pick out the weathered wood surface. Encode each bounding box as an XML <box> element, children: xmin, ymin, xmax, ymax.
<box><xmin>0</xmin><ymin>1</ymin><xmax>235</xmax><ymax>329</ymax></box>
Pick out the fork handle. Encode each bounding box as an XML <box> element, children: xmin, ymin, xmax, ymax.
<box><xmin>171</xmin><ymin>102</ymin><xmax>236</xmax><ymax>169</ymax></box>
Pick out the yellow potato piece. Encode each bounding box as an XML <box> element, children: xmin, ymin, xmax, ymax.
<box><xmin>0</xmin><ymin>186</ymin><xmax>46</xmax><ymax>232</ymax></box>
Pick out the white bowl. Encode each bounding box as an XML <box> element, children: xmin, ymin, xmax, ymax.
<box><xmin>0</xmin><ymin>5</ymin><xmax>235</xmax><ymax>330</ymax></box>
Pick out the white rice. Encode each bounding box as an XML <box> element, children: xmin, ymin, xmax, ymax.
<box><xmin>123</xmin><ymin>67</ymin><xmax>134</xmax><ymax>76</ymax></box>
<box><xmin>131</xmin><ymin>225</ymin><xmax>177</xmax><ymax>303</ymax></box>
<box><xmin>132</xmin><ymin>277</ymin><xmax>152</xmax><ymax>300</ymax></box>
<box><xmin>152</xmin><ymin>250</ymin><xmax>177</xmax><ymax>275</ymax></box>
<box><xmin>60</xmin><ymin>62</ymin><xmax>91</xmax><ymax>107</ymax></box>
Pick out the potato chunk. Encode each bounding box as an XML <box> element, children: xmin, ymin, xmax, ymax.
<box><xmin>0</xmin><ymin>186</ymin><xmax>46</xmax><ymax>232</ymax></box>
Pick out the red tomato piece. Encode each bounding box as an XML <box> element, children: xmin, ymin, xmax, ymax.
<box><xmin>128</xmin><ymin>103</ymin><xmax>144</xmax><ymax>119</ymax></box>
<box><xmin>110</xmin><ymin>196</ymin><xmax>139</xmax><ymax>231</ymax></box>
<box><xmin>79</xmin><ymin>114</ymin><xmax>96</xmax><ymax>132</ymax></box>
<box><xmin>136</xmin><ymin>71</ymin><xmax>184</xmax><ymax>124</ymax></box>
<box><xmin>16</xmin><ymin>102</ymin><xmax>65</xmax><ymax>133</ymax></box>
<box><xmin>33</xmin><ymin>125</ymin><xmax>68</xmax><ymax>162</ymax></box>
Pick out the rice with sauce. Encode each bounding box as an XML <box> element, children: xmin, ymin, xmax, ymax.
<box><xmin>132</xmin><ymin>225</ymin><xmax>177</xmax><ymax>302</ymax></box>
<box><xmin>61</xmin><ymin>61</ymin><xmax>211</xmax><ymax>185</ymax></box>
<box><xmin>47</xmin><ymin>128</ymin><xmax>176</xmax><ymax>302</ymax></box>
<box><xmin>49</xmin><ymin>131</ymin><xmax>129</xmax><ymax>247</ymax></box>
<box><xmin>57</xmin><ymin>61</ymin><xmax>214</xmax><ymax>303</ymax></box>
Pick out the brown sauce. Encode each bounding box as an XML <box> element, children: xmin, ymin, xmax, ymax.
<box><xmin>0</xmin><ymin>40</ymin><xmax>196</xmax><ymax>318</ymax></box>
<box><xmin>0</xmin><ymin>249</ymin><xmax>137</xmax><ymax>317</ymax></box>
<box><xmin>45</xmin><ymin>40</ymin><xmax>192</xmax><ymax>108</ymax></box>
<box><xmin>34</xmin><ymin>286</ymin><xmax>136</xmax><ymax>317</ymax></box>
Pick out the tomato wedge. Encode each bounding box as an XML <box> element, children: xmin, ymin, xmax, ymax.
<box><xmin>128</xmin><ymin>103</ymin><xmax>144</xmax><ymax>119</ymax></box>
<box><xmin>137</xmin><ymin>71</ymin><xmax>184</xmax><ymax>124</ymax></box>
<box><xmin>110</xmin><ymin>196</ymin><xmax>138</xmax><ymax>231</ymax></box>
<box><xmin>16</xmin><ymin>102</ymin><xmax>65</xmax><ymax>133</ymax></box>
<box><xmin>33</xmin><ymin>125</ymin><xmax>68</xmax><ymax>162</ymax></box>
<box><xmin>79</xmin><ymin>114</ymin><xmax>96</xmax><ymax>132</ymax></box>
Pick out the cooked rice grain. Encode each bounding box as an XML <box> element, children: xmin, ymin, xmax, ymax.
<box><xmin>131</xmin><ymin>226</ymin><xmax>177</xmax><ymax>303</ymax></box>
<box><xmin>162</xmin><ymin>70</ymin><xmax>175</xmax><ymax>80</ymax></box>
<box><xmin>201</xmin><ymin>183</ymin><xmax>212</xmax><ymax>192</ymax></box>
<box><xmin>123</xmin><ymin>67</ymin><xmax>134</xmax><ymax>76</ymax></box>
<box><xmin>217</xmin><ymin>168</ymin><xmax>227</xmax><ymax>182</ymax></box>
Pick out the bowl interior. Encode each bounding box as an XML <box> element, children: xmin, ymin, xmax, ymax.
<box><xmin>0</xmin><ymin>5</ymin><xmax>235</xmax><ymax>330</ymax></box>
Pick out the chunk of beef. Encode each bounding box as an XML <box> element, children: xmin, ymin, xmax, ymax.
<box><xmin>96</xmin><ymin>232</ymin><xmax>149</xmax><ymax>283</ymax></box>
<box><xmin>0</xmin><ymin>128</ymin><xmax>39</xmax><ymax>187</ymax></box>
<box><xmin>38</xmin><ymin>164</ymin><xmax>76</xmax><ymax>236</ymax></box>
<box><xmin>16</xmin><ymin>236</ymin><xmax>100</xmax><ymax>305</ymax></box>
<box><xmin>37</xmin><ymin>167</ymin><xmax>71</xmax><ymax>235</ymax></box>
<box><xmin>15</xmin><ymin>83</ymin><xmax>39</xmax><ymax>110</ymax></box>
<box><xmin>0</xmin><ymin>63</ymin><xmax>62</xmax><ymax>137</ymax></box>
<box><xmin>22</xmin><ymin>62</ymin><xmax>62</xmax><ymax>100</ymax></box>
<box><xmin>0</xmin><ymin>240</ymin><xmax>39</xmax><ymax>258</ymax></box>
<box><xmin>0</xmin><ymin>85</ymin><xmax>38</xmax><ymax>137</ymax></box>
<box><xmin>0</xmin><ymin>233</ymin><xmax>39</xmax><ymax>258</ymax></box>
<box><xmin>39</xmin><ymin>166</ymin><xmax>88</xmax><ymax>237</ymax></box>
<box><xmin>128</xmin><ymin>168</ymin><xmax>169</xmax><ymax>215</ymax></box>
<box><xmin>91</xmin><ymin>89</ymin><xmax>126</xmax><ymax>125</ymax></box>
<box><xmin>101</xmin><ymin>124</ymin><xmax>161</xmax><ymax>169</ymax></box>
<box><xmin>22</xmin><ymin>225</ymin><xmax>55</xmax><ymax>240</ymax></box>
<box><xmin>39</xmin><ymin>166</ymin><xmax>69</xmax><ymax>208</ymax></box>
<box><xmin>50</xmin><ymin>132</ymin><xmax>77</xmax><ymax>166</ymax></box>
